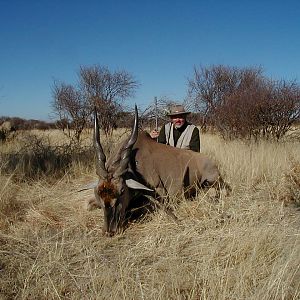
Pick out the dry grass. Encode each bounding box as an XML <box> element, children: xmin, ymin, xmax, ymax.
<box><xmin>0</xmin><ymin>130</ymin><xmax>300</xmax><ymax>299</ymax></box>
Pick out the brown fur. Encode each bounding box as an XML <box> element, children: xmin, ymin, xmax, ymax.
<box><xmin>97</xmin><ymin>181</ymin><xmax>117</xmax><ymax>205</ymax></box>
<box><xmin>131</xmin><ymin>131</ymin><xmax>225</xmax><ymax>197</ymax></box>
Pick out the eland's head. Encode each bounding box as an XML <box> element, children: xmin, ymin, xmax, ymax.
<box><xmin>93</xmin><ymin>105</ymin><xmax>139</xmax><ymax>236</ymax></box>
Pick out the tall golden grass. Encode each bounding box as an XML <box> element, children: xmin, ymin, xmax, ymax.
<box><xmin>0</xmin><ymin>129</ymin><xmax>300</xmax><ymax>299</ymax></box>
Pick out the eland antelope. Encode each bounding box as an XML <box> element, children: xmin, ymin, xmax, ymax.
<box><xmin>91</xmin><ymin>106</ymin><xmax>229</xmax><ymax>236</ymax></box>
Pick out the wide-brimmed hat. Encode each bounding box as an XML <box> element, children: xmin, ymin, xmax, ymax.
<box><xmin>167</xmin><ymin>104</ymin><xmax>191</xmax><ymax>116</ymax></box>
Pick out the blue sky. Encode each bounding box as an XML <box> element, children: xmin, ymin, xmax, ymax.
<box><xmin>1</xmin><ymin>0</ymin><xmax>300</xmax><ymax>121</ymax></box>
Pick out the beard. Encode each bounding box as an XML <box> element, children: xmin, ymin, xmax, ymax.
<box><xmin>171</xmin><ymin>117</ymin><xmax>186</xmax><ymax>129</ymax></box>
<box><xmin>174</xmin><ymin>121</ymin><xmax>185</xmax><ymax>129</ymax></box>
<box><xmin>174</xmin><ymin>124</ymin><xmax>183</xmax><ymax>129</ymax></box>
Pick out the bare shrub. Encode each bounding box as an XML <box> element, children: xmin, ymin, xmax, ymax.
<box><xmin>187</xmin><ymin>65</ymin><xmax>247</xmax><ymax>130</ymax></box>
<box><xmin>51</xmin><ymin>64</ymin><xmax>139</xmax><ymax>142</ymax></box>
<box><xmin>265</xmin><ymin>80</ymin><xmax>300</xmax><ymax>140</ymax></box>
<box><xmin>0</xmin><ymin>121</ymin><xmax>17</xmax><ymax>143</ymax></box>
<box><xmin>214</xmin><ymin>80</ymin><xmax>300</xmax><ymax>140</ymax></box>
<box><xmin>214</xmin><ymin>81</ymin><xmax>269</xmax><ymax>140</ymax></box>
<box><xmin>188</xmin><ymin>65</ymin><xmax>300</xmax><ymax>140</ymax></box>
<box><xmin>80</xmin><ymin>65</ymin><xmax>139</xmax><ymax>136</ymax></box>
<box><xmin>52</xmin><ymin>81</ymin><xmax>90</xmax><ymax>143</ymax></box>
<box><xmin>0</xmin><ymin>133</ymin><xmax>95</xmax><ymax>181</ymax></box>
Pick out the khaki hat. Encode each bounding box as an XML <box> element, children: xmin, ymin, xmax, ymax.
<box><xmin>167</xmin><ymin>104</ymin><xmax>190</xmax><ymax>116</ymax></box>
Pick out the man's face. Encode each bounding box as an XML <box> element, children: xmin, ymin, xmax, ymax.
<box><xmin>170</xmin><ymin>114</ymin><xmax>186</xmax><ymax>129</ymax></box>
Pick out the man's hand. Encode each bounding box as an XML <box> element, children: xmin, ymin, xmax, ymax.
<box><xmin>150</xmin><ymin>129</ymin><xmax>159</xmax><ymax>139</ymax></box>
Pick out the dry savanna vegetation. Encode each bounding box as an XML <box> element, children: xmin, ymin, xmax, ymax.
<box><xmin>0</xmin><ymin>128</ymin><xmax>300</xmax><ymax>300</ymax></box>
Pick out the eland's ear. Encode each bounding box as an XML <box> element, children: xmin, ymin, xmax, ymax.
<box><xmin>77</xmin><ymin>180</ymin><xmax>98</xmax><ymax>192</ymax></box>
<box><xmin>125</xmin><ymin>179</ymin><xmax>153</xmax><ymax>191</ymax></box>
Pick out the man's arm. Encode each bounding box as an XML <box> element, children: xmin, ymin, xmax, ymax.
<box><xmin>189</xmin><ymin>127</ymin><xmax>200</xmax><ymax>152</ymax></box>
